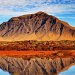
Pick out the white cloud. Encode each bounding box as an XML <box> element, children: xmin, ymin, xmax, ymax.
<box><xmin>0</xmin><ymin>9</ymin><xmax>34</xmax><ymax>16</ymax></box>
<box><xmin>0</xmin><ymin>0</ymin><xmax>74</xmax><ymax>7</ymax></box>
<box><xmin>0</xmin><ymin>0</ymin><xmax>29</xmax><ymax>6</ymax></box>
<box><xmin>0</xmin><ymin>0</ymin><xmax>75</xmax><ymax>17</ymax></box>
<box><xmin>30</xmin><ymin>4</ymin><xmax>75</xmax><ymax>15</ymax></box>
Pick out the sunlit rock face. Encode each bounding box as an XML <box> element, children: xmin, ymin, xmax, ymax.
<box><xmin>0</xmin><ymin>12</ymin><xmax>75</xmax><ymax>41</ymax></box>
<box><xmin>59</xmin><ymin>65</ymin><xmax>75</xmax><ymax>75</ymax></box>
<box><xmin>0</xmin><ymin>57</ymin><xmax>75</xmax><ymax>75</ymax></box>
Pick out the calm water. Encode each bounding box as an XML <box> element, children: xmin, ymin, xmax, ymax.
<box><xmin>59</xmin><ymin>65</ymin><xmax>75</xmax><ymax>75</ymax></box>
<box><xmin>0</xmin><ymin>69</ymin><xmax>10</xmax><ymax>75</ymax></box>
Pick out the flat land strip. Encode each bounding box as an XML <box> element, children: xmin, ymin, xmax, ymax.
<box><xmin>0</xmin><ymin>50</ymin><xmax>75</xmax><ymax>58</ymax></box>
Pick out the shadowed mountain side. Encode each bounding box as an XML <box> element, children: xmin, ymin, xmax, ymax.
<box><xmin>0</xmin><ymin>11</ymin><xmax>75</xmax><ymax>41</ymax></box>
<box><xmin>0</xmin><ymin>57</ymin><xmax>75</xmax><ymax>75</ymax></box>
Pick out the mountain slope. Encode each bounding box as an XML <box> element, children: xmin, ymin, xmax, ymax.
<box><xmin>0</xmin><ymin>11</ymin><xmax>75</xmax><ymax>41</ymax></box>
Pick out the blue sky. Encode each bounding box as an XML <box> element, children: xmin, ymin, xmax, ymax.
<box><xmin>0</xmin><ymin>0</ymin><xmax>75</xmax><ymax>27</ymax></box>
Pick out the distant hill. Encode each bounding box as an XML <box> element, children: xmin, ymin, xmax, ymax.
<box><xmin>0</xmin><ymin>11</ymin><xmax>75</xmax><ymax>41</ymax></box>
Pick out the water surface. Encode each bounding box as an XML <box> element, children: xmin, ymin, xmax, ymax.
<box><xmin>59</xmin><ymin>65</ymin><xmax>75</xmax><ymax>75</ymax></box>
<box><xmin>0</xmin><ymin>69</ymin><xmax>10</xmax><ymax>75</ymax></box>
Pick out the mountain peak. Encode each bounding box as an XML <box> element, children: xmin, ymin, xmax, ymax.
<box><xmin>0</xmin><ymin>12</ymin><xmax>75</xmax><ymax>41</ymax></box>
<box><xmin>35</xmin><ymin>11</ymin><xmax>48</xmax><ymax>15</ymax></box>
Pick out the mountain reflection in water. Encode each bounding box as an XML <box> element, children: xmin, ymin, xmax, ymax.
<box><xmin>0</xmin><ymin>65</ymin><xmax>75</xmax><ymax>75</ymax></box>
<box><xmin>0</xmin><ymin>69</ymin><xmax>10</xmax><ymax>75</ymax></box>
<box><xmin>59</xmin><ymin>65</ymin><xmax>75</xmax><ymax>75</ymax></box>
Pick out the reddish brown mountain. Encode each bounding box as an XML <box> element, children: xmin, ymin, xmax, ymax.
<box><xmin>0</xmin><ymin>11</ymin><xmax>75</xmax><ymax>41</ymax></box>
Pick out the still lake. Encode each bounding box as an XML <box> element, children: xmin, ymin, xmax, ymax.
<box><xmin>0</xmin><ymin>69</ymin><xmax>10</xmax><ymax>75</ymax></box>
<box><xmin>59</xmin><ymin>65</ymin><xmax>75</xmax><ymax>75</ymax></box>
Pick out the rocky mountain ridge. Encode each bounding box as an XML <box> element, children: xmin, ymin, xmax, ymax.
<box><xmin>0</xmin><ymin>11</ymin><xmax>75</xmax><ymax>41</ymax></box>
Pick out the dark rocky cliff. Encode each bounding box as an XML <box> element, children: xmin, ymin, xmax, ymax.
<box><xmin>0</xmin><ymin>11</ymin><xmax>75</xmax><ymax>41</ymax></box>
<box><xmin>0</xmin><ymin>57</ymin><xmax>75</xmax><ymax>75</ymax></box>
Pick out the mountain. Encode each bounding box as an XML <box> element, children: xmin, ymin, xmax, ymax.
<box><xmin>0</xmin><ymin>11</ymin><xmax>75</xmax><ymax>41</ymax></box>
<box><xmin>0</xmin><ymin>57</ymin><xmax>75</xmax><ymax>75</ymax></box>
